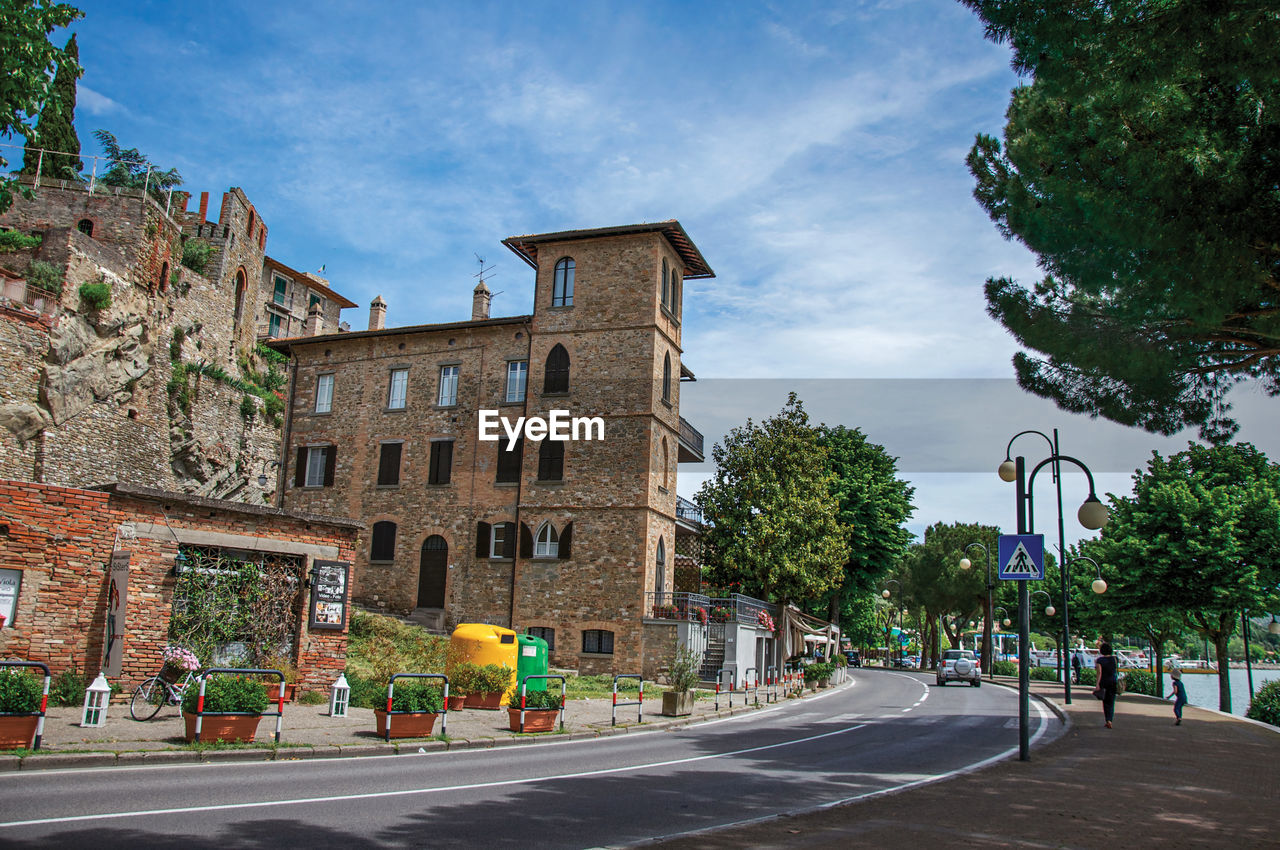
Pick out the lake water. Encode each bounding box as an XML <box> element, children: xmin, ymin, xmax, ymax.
<box><xmin>1160</xmin><ymin>667</ymin><xmax>1280</xmax><ymax>716</ymax></box>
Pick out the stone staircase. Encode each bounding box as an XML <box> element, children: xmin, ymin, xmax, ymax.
<box><xmin>401</xmin><ymin>607</ymin><xmax>447</xmax><ymax>634</ymax></box>
<box><xmin>698</xmin><ymin>624</ymin><xmax>726</xmax><ymax>683</ymax></box>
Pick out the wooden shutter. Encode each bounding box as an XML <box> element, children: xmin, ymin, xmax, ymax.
<box><xmin>430</xmin><ymin>440</ymin><xmax>453</xmax><ymax>485</ymax></box>
<box><xmin>559</xmin><ymin>522</ymin><xmax>572</xmax><ymax>560</ymax></box>
<box><xmin>295</xmin><ymin>447</ymin><xmax>307</xmax><ymax>486</ymax></box>
<box><xmin>496</xmin><ymin>437</ymin><xmax>522</xmax><ymax>483</ymax></box>
<box><xmin>476</xmin><ymin>522</ymin><xmax>491</xmax><ymax>558</ymax></box>
<box><xmin>520</xmin><ymin>522</ymin><xmax>533</xmax><ymax>559</ymax></box>
<box><xmin>544</xmin><ymin>344</ymin><xmax>569</xmax><ymax>394</ymax></box>
<box><xmin>378</xmin><ymin>443</ymin><xmax>402</xmax><ymax>486</ymax></box>
<box><xmin>323</xmin><ymin>446</ymin><xmax>337</xmax><ymax>486</ymax></box>
<box><xmin>501</xmin><ymin>522</ymin><xmax>516</xmax><ymax>558</ymax></box>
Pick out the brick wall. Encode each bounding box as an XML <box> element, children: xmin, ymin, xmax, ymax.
<box><xmin>0</xmin><ymin>479</ymin><xmax>360</xmax><ymax>690</ymax></box>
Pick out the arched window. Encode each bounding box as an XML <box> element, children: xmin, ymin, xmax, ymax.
<box><xmin>544</xmin><ymin>343</ymin><xmax>570</xmax><ymax>394</ymax></box>
<box><xmin>233</xmin><ymin>269</ymin><xmax>247</xmax><ymax>322</ymax></box>
<box><xmin>538</xmin><ymin>439</ymin><xmax>564</xmax><ymax>481</ymax></box>
<box><xmin>159</xmin><ymin>261</ymin><xmax>169</xmax><ymax>294</ymax></box>
<box><xmin>535</xmin><ymin>522</ymin><xmax>559</xmax><ymax>558</ymax></box>
<box><xmin>662</xmin><ymin>354</ymin><xmax>672</xmax><ymax>403</ymax></box>
<box><xmin>370</xmin><ymin>521</ymin><xmax>397</xmax><ymax>562</ymax></box>
<box><xmin>418</xmin><ymin>535</ymin><xmax>448</xmax><ymax>608</ymax></box>
<box><xmin>670</xmin><ymin>269</ymin><xmax>679</xmax><ymax>315</ymax></box>
<box><xmin>247</xmin><ymin>209</ymin><xmax>255</xmax><ymax>237</ymax></box>
<box><xmin>77</xmin><ymin>219</ymin><xmax>94</xmax><ymax>237</ymax></box>
<box><xmin>661</xmin><ymin>258</ymin><xmax>669</xmax><ymax>309</ymax></box>
<box><xmin>656</xmin><ymin>536</ymin><xmax>666</xmax><ymax>595</ymax></box>
<box><xmin>552</xmin><ymin>257</ymin><xmax>574</xmax><ymax>307</ymax></box>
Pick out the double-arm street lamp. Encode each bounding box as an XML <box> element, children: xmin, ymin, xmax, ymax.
<box><xmin>1000</xmin><ymin>430</ymin><xmax>1109</xmax><ymax>760</ymax></box>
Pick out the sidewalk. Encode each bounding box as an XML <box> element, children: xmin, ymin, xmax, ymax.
<box><xmin>0</xmin><ymin>686</ymin><xmax>772</xmax><ymax>771</ymax></box>
<box><xmin>655</xmin><ymin>675</ymin><xmax>1280</xmax><ymax>849</ymax></box>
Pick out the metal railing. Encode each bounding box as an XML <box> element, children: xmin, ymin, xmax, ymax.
<box><xmin>0</xmin><ymin>277</ymin><xmax>58</xmax><ymax>316</ymax></box>
<box><xmin>676</xmin><ymin>496</ymin><xmax>703</xmax><ymax>527</ymax></box>
<box><xmin>645</xmin><ymin>591</ymin><xmax>711</xmax><ymax>622</ymax></box>
<box><xmin>678</xmin><ymin>416</ymin><xmax>704</xmax><ymax>457</ymax></box>
<box><xmin>706</xmin><ymin>593</ymin><xmax>778</xmax><ymax>625</ymax></box>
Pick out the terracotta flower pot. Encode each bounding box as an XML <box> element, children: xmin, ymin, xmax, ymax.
<box><xmin>469</xmin><ymin>691</ymin><xmax>505</xmax><ymax>710</ymax></box>
<box><xmin>0</xmin><ymin>715</ymin><xmax>38</xmax><ymax>750</ymax></box>
<box><xmin>183</xmin><ymin>711</ymin><xmax>262</xmax><ymax>743</ymax></box>
<box><xmin>661</xmin><ymin>691</ymin><xmax>694</xmax><ymax>717</ymax></box>
<box><xmin>508</xmin><ymin>707</ymin><xmax>558</xmax><ymax>733</ymax></box>
<box><xmin>375</xmin><ymin>709</ymin><xmax>438</xmax><ymax>738</ymax></box>
<box><xmin>446</xmin><ymin>694</ymin><xmax>468</xmax><ymax>711</ymax></box>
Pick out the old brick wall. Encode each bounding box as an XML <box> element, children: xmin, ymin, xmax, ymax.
<box><xmin>0</xmin><ymin>479</ymin><xmax>359</xmax><ymax>691</ymax></box>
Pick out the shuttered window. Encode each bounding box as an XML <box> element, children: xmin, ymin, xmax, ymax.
<box><xmin>429</xmin><ymin>440</ymin><xmax>453</xmax><ymax>485</ymax></box>
<box><xmin>377</xmin><ymin>442</ymin><xmax>402</xmax><ymax>486</ymax></box>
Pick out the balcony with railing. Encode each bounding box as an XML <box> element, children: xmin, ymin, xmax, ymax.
<box><xmin>675</xmin><ymin>495</ymin><xmax>703</xmax><ymax>533</ymax></box>
<box><xmin>0</xmin><ymin>275</ymin><xmax>59</xmax><ymax>316</ymax></box>
<box><xmin>677</xmin><ymin>416</ymin><xmax>704</xmax><ymax>463</ymax></box>
<box><xmin>645</xmin><ymin>590</ymin><xmax>777</xmax><ymax>626</ymax></box>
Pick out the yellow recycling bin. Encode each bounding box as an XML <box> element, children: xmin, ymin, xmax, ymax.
<box><xmin>449</xmin><ymin>623</ymin><xmax>519</xmax><ymax>704</ymax></box>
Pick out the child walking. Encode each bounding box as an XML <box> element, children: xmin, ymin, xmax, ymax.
<box><xmin>1170</xmin><ymin>669</ymin><xmax>1188</xmax><ymax>725</ymax></box>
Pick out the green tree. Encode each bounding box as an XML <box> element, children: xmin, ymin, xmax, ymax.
<box><xmin>19</xmin><ymin>33</ymin><xmax>81</xmax><ymax>180</ymax></box>
<box><xmin>0</xmin><ymin>0</ymin><xmax>82</xmax><ymax>212</ymax></box>
<box><xmin>963</xmin><ymin>1</ymin><xmax>1280</xmax><ymax>443</ymax></box>
<box><xmin>94</xmin><ymin>129</ymin><xmax>182</xmax><ymax>199</ymax></box>
<box><xmin>814</xmin><ymin>425</ymin><xmax>915</xmax><ymax>626</ymax></box>
<box><xmin>1086</xmin><ymin>443</ymin><xmax>1280</xmax><ymax>710</ymax></box>
<box><xmin>696</xmin><ymin>394</ymin><xmax>848</xmax><ymax>608</ymax></box>
<box><xmin>901</xmin><ymin>522</ymin><xmax>1002</xmax><ymax>670</ymax></box>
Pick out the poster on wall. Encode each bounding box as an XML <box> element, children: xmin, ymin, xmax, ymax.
<box><xmin>308</xmin><ymin>560</ymin><xmax>349</xmax><ymax>631</ymax></box>
<box><xmin>105</xmin><ymin>550</ymin><xmax>131</xmax><ymax>676</ymax></box>
<box><xmin>0</xmin><ymin>568</ymin><xmax>22</xmax><ymax>629</ymax></box>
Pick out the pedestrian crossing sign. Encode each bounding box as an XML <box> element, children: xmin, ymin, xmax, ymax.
<box><xmin>998</xmin><ymin>534</ymin><xmax>1045</xmax><ymax>581</ymax></box>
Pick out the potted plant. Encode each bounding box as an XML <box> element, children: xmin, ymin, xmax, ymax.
<box><xmin>710</xmin><ymin>606</ymin><xmax>734</xmax><ymax>622</ymax></box>
<box><xmin>446</xmin><ymin>662</ymin><xmax>485</xmax><ymax>710</ymax></box>
<box><xmin>468</xmin><ymin>664</ymin><xmax>514</xmax><ymax>710</ymax></box>
<box><xmin>180</xmin><ymin>674</ymin><xmax>269</xmax><ymax>743</ymax></box>
<box><xmin>0</xmin><ymin>668</ymin><xmax>44</xmax><ymax>750</ymax></box>
<box><xmin>375</xmin><ymin>680</ymin><xmax>444</xmax><ymax>738</ymax></box>
<box><xmin>661</xmin><ymin>642</ymin><xmax>702</xmax><ymax>717</ymax></box>
<box><xmin>507</xmin><ymin>687</ymin><xmax>562</xmax><ymax>733</ymax></box>
<box><xmin>258</xmin><ymin>652</ymin><xmax>300</xmax><ymax>702</ymax></box>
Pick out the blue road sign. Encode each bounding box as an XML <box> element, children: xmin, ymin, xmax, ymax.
<box><xmin>998</xmin><ymin>534</ymin><xmax>1045</xmax><ymax>581</ymax></box>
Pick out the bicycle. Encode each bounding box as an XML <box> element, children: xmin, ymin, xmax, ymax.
<box><xmin>130</xmin><ymin>666</ymin><xmax>198</xmax><ymax>720</ymax></box>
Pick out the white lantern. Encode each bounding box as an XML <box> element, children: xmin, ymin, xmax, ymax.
<box><xmin>330</xmin><ymin>673</ymin><xmax>350</xmax><ymax>718</ymax></box>
<box><xmin>81</xmin><ymin>672</ymin><xmax>111</xmax><ymax>727</ymax></box>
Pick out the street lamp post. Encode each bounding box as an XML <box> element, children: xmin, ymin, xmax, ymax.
<box><xmin>999</xmin><ymin>438</ymin><xmax>1108</xmax><ymax>760</ymax></box>
<box><xmin>960</xmin><ymin>543</ymin><xmax>996</xmax><ymax>681</ymax></box>
<box><xmin>881</xmin><ymin>581</ymin><xmax>900</xmax><ymax>667</ymax></box>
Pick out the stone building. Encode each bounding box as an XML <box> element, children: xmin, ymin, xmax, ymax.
<box><xmin>271</xmin><ymin>222</ymin><xmax>711</xmax><ymax>675</ymax></box>
<box><xmin>262</xmin><ymin>257</ymin><xmax>356</xmax><ymax>340</ymax></box>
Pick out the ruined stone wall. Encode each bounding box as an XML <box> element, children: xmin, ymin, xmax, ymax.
<box><xmin>0</xmin><ymin>184</ymin><xmax>286</xmax><ymax>502</ymax></box>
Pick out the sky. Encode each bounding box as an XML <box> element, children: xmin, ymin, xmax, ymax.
<box><xmin>37</xmin><ymin>0</ymin><xmax>1277</xmax><ymax>547</ymax></box>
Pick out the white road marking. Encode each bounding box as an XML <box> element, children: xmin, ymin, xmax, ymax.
<box><xmin>0</xmin><ymin>722</ymin><xmax>870</xmax><ymax>828</ymax></box>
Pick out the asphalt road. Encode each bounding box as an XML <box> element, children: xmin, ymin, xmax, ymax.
<box><xmin>0</xmin><ymin>670</ymin><xmax>1052</xmax><ymax>849</ymax></box>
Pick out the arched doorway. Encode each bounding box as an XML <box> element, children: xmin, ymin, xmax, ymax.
<box><xmin>418</xmin><ymin>535</ymin><xmax>448</xmax><ymax>609</ymax></box>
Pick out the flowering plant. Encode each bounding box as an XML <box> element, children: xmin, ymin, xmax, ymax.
<box><xmin>162</xmin><ymin>645</ymin><xmax>201</xmax><ymax>672</ymax></box>
<box><xmin>756</xmin><ymin>611</ymin><xmax>776</xmax><ymax>632</ymax></box>
<box><xmin>695</xmin><ymin>607</ymin><xmax>709</xmax><ymax>625</ymax></box>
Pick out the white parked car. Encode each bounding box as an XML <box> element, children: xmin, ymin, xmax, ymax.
<box><xmin>937</xmin><ymin>649</ymin><xmax>981</xmax><ymax>687</ymax></box>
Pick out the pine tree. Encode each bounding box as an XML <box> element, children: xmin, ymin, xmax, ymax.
<box><xmin>21</xmin><ymin>34</ymin><xmax>83</xmax><ymax>180</ymax></box>
<box><xmin>963</xmin><ymin>1</ymin><xmax>1280</xmax><ymax>443</ymax></box>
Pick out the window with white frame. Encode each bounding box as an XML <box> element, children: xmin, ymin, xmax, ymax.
<box><xmin>506</xmin><ymin>360</ymin><xmax>528</xmax><ymax>403</ymax></box>
<box><xmin>534</xmin><ymin>522</ymin><xmax>559</xmax><ymax>558</ymax></box>
<box><xmin>315</xmin><ymin>374</ymin><xmax>334</xmax><ymax>414</ymax></box>
<box><xmin>387</xmin><ymin>369</ymin><xmax>408</xmax><ymax>409</ymax></box>
<box><xmin>304</xmin><ymin>447</ymin><xmax>328</xmax><ymax>487</ymax></box>
<box><xmin>491</xmin><ymin>522</ymin><xmax>509</xmax><ymax>559</ymax></box>
<box><xmin>438</xmin><ymin>365</ymin><xmax>459</xmax><ymax>406</ymax></box>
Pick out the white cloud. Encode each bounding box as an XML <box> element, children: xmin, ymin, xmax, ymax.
<box><xmin>77</xmin><ymin>85</ymin><xmax>124</xmax><ymax>117</ymax></box>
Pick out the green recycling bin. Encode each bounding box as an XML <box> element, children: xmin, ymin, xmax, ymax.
<box><xmin>517</xmin><ymin>633</ymin><xmax>549</xmax><ymax>692</ymax></box>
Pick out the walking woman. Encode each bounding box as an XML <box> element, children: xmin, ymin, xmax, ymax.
<box><xmin>1096</xmin><ymin>642</ymin><xmax>1119</xmax><ymax>728</ymax></box>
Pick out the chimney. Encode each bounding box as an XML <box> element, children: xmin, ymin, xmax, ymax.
<box><xmin>369</xmin><ymin>295</ymin><xmax>387</xmax><ymax>331</ymax></box>
<box><xmin>305</xmin><ymin>302</ymin><xmax>324</xmax><ymax>337</ymax></box>
<box><xmin>472</xmin><ymin>280</ymin><xmax>491</xmax><ymax>321</ymax></box>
